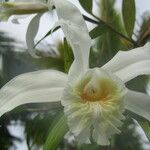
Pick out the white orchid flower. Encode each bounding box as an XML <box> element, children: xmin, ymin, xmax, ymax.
<box><xmin>0</xmin><ymin>0</ymin><xmax>150</xmax><ymax>146</ymax></box>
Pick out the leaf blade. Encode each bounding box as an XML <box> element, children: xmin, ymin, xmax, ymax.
<box><xmin>122</xmin><ymin>0</ymin><xmax>136</xmax><ymax>37</ymax></box>
<box><xmin>89</xmin><ymin>25</ymin><xmax>108</xmax><ymax>39</ymax></box>
<box><xmin>34</xmin><ymin>26</ymin><xmax>60</xmax><ymax>48</ymax></box>
<box><xmin>138</xmin><ymin>121</ymin><xmax>150</xmax><ymax>141</ymax></box>
<box><xmin>63</xmin><ymin>38</ymin><xmax>74</xmax><ymax>73</ymax></box>
<box><xmin>44</xmin><ymin>113</ymin><xmax>68</xmax><ymax>150</ymax></box>
<box><xmin>79</xmin><ymin>0</ymin><xmax>93</xmax><ymax>13</ymax></box>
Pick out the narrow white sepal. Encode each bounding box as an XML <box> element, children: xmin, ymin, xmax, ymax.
<box><xmin>51</xmin><ymin>20</ymin><xmax>86</xmax><ymax>82</ymax></box>
<box><xmin>0</xmin><ymin>70</ymin><xmax>67</xmax><ymax>116</ymax></box>
<box><xmin>103</xmin><ymin>42</ymin><xmax>150</xmax><ymax>73</ymax></box>
<box><xmin>0</xmin><ymin>87</ymin><xmax>63</xmax><ymax>117</ymax></box>
<box><xmin>53</xmin><ymin>0</ymin><xmax>91</xmax><ymax>82</ymax></box>
<box><xmin>26</xmin><ymin>13</ymin><xmax>43</xmax><ymax>58</ymax></box>
<box><xmin>125</xmin><ymin>89</ymin><xmax>150</xmax><ymax>121</ymax></box>
<box><xmin>115</xmin><ymin>60</ymin><xmax>150</xmax><ymax>83</ymax></box>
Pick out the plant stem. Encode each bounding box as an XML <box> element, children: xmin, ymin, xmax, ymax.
<box><xmin>83</xmin><ymin>14</ymin><xmax>138</xmax><ymax>47</ymax></box>
<box><xmin>34</xmin><ymin>14</ymin><xmax>138</xmax><ymax>48</ymax></box>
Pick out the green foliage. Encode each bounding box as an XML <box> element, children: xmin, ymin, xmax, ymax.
<box><xmin>44</xmin><ymin>113</ymin><xmax>68</xmax><ymax>150</ymax></box>
<box><xmin>137</xmin><ymin>15</ymin><xmax>150</xmax><ymax>45</ymax></box>
<box><xmin>34</xmin><ymin>26</ymin><xmax>60</xmax><ymax>48</ymax></box>
<box><xmin>63</xmin><ymin>38</ymin><xmax>74</xmax><ymax>73</ymax></box>
<box><xmin>90</xmin><ymin>0</ymin><xmax>126</xmax><ymax>68</ymax></box>
<box><xmin>79</xmin><ymin>0</ymin><xmax>93</xmax><ymax>13</ymax></box>
<box><xmin>32</xmin><ymin>55</ymin><xmax>64</xmax><ymax>72</ymax></box>
<box><xmin>0</xmin><ymin>124</ymin><xmax>18</xmax><ymax>150</ymax></box>
<box><xmin>139</xmin><ymin>121</ymin><xmax>150</xmax><ymax>141</ymax></box>
<box><xmin>24</xmin><ymin>106</ymin><xmax>64</xmax><ymax>149</ymax></box>
<box><xmin>89</xmin><ymin>25</ymin><xmax>108</xmax><ymax>39</ymax></box>
<box><xmin>122</xmin><ymin>0</ymin><xmax>136</xmax><ymax>38</ymax></box>
<box><xmin>111</xmin><ymin>118</ymin><xmax>144</xmax><ymax>150</ymax></box>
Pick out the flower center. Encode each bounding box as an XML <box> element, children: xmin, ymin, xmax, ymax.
<box><xmin>75</xmin><ymin>68</ymin><xmax>124</xmax><ymax>103</ymax></box>
<box><xmin>81</xmin><ymin>78</ymin><xmax>118</xmax><ymax>102</ymax></box>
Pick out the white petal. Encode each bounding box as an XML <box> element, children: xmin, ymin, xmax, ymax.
<box><xmin>0</xmin><ymin>87</ymin><xmax>63</xmax><ymax>117</ymax></box>
<box><xmin>93</xmin><ymin>119</ymin><xmax>122</xmax><ymax>146</ymax></box>
<box><xmin>103</xmin><ymin>43</ymin><xmax>150</xmax><ymax>73</ymax></box>
<box><xmin>125</xmin><ymin>90</ymin><xmax>150</xmax><ymax>121</ymax></box>
<box><xmin>53</xmin><ymin>0</ymin><xmax>91</xmax><ymax>82</ymax></box>
<box><xmin>92</xmin><ymin>103</ymin><xmax>123</xmax><ymax>145</ymax></box>
<box><xmin>76</xmin><ymin>127</ymin><xmax>91</xmax><ymax>144</ymax></box>
<box><xmin>0</xmin><ymin>70</ymin><xmax>67</xmax><ymax>116</ymax></box>
<box><xmin>64</xmin><ymin>102</ymin><xmax>92</xmax><ymax>144</ymax></box>
<box><xmin>93</xmin><ymin>124</ymin><xmax>110</xmax><ymax>145</ymax></box>
<box><xmin>115</xmin><ymin>60</ymin><xmax>150</xmax><ymax>83</ymax></box>
<box><xmin>53</xmin><ymin>0</ymin><xmax>89</xmax><ymax>34</ymax></box>
<box><xmin>62</xmin><ymin>87</ymin><xmax>92</xmax><ymax>143</ymax></box>
<box><xmin>52</xmin><ymin>20</ymin><xmax>91</xmax><ymax>83</ymax></box>
<box><xmin>26</xmin><ymin>13</ymin><xmax>43</xmax><ymax>58</ymax></box>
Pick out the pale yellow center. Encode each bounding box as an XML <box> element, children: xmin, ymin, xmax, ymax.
<box><xmin>82</xmin><ymin>78</ymin><xmax>119</xmax><ymax>102</ymax></box>
<box><xmin>75</xmin><ymin>71</ymin><xmax>121</xmax><ymax>103</ymax></box>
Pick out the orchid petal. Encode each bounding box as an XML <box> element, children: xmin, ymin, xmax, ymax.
<box><xmin>52</xmin><ymin>20</ymin><xmax>91</xmax><ymax>83</ymax></box>
<box><xmin>103</xmin><ymin>43</ymin><xmax>150</xmax><ymax>73</ymax></box>
<box><xmin>93</xmin><ymin>124</ymin><xmax>111</xmax><ymax>145</ymax></box>
<box><xmin>0</xmin><ymin>70</ymin><xmax>67</xmax><ymax>116</ymax></box>
<box><xmin>26</xmin><ymin>13</ymin><xmax>43</xmax><ymax>58</ymax></box>
<box><xmin>53</xmin><ymin>0</ymin><xmax>91</xmax><ymax>82</ymax></box>
<box><xmin>0</xmin><ymin>88</ymin><xmax>63</xmax><ymax>117</ymax></box>
<box><xmin>125</xmin><ymin>90</ymin><xmax>150</xmax><ymax>121</ymax></box>
<box><xmin>115</xmin><ymin>60</ymin><xmax>150</xmax><ymax>83</ymax></box>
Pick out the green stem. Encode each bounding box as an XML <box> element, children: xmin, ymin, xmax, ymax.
<box><xmin>83</xmin><ymin>14</ymin><xmax>138</xmax><ymax>47</ymax></box>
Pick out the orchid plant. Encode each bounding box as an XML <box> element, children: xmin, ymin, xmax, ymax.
<box><xmin>0</xmin><ymin>0</ymin><xmax>150</xmax><ymax>146</ymax></box>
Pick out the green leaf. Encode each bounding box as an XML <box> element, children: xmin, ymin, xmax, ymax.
<box><xmin>122</xmin><ymin>0</ymin><xmax>136</xmax><ymax>37</ymax></box>
<box><xmin>44</xmin><ymin>113</ymin><xmax>68</xmax><ymax>150</ymax></box>
<box><xmin>79</xmin><ymin>0</ymin><xmax>93</xmax><ymax>13</ymax></box>
<box><xmin>125</xmin><ymin>110</ymin><xmax>150</xmax><ymax>141</ymax></box>
<box><xmin>89</xmin><ymin>25</ymin><xmax>108</xmax><ymax>39</ymax></box>
<box><xmin>34</xmin><ymin>26</ymin><xmax>60</xmax><ymax>48</ymax></box>
<box><xmin>63</xmin><ymin>38</ymin><xmax>74</xmax><ymax>73</ymax></box>
<box><xmin>138</xmin><ymin>121</ymin><xmax>150</xmax><ymax>141</ymax></box>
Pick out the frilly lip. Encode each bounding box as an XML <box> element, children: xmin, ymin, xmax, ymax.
<box><xmin>61</xmin><ymin>68</ymin><xmax>126</xmax><ymax>145</ymax></box>
<box><xmin>73</xmin><ymin>68</ymin><xmax>127</xmax><ymax>99</ymax></box>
